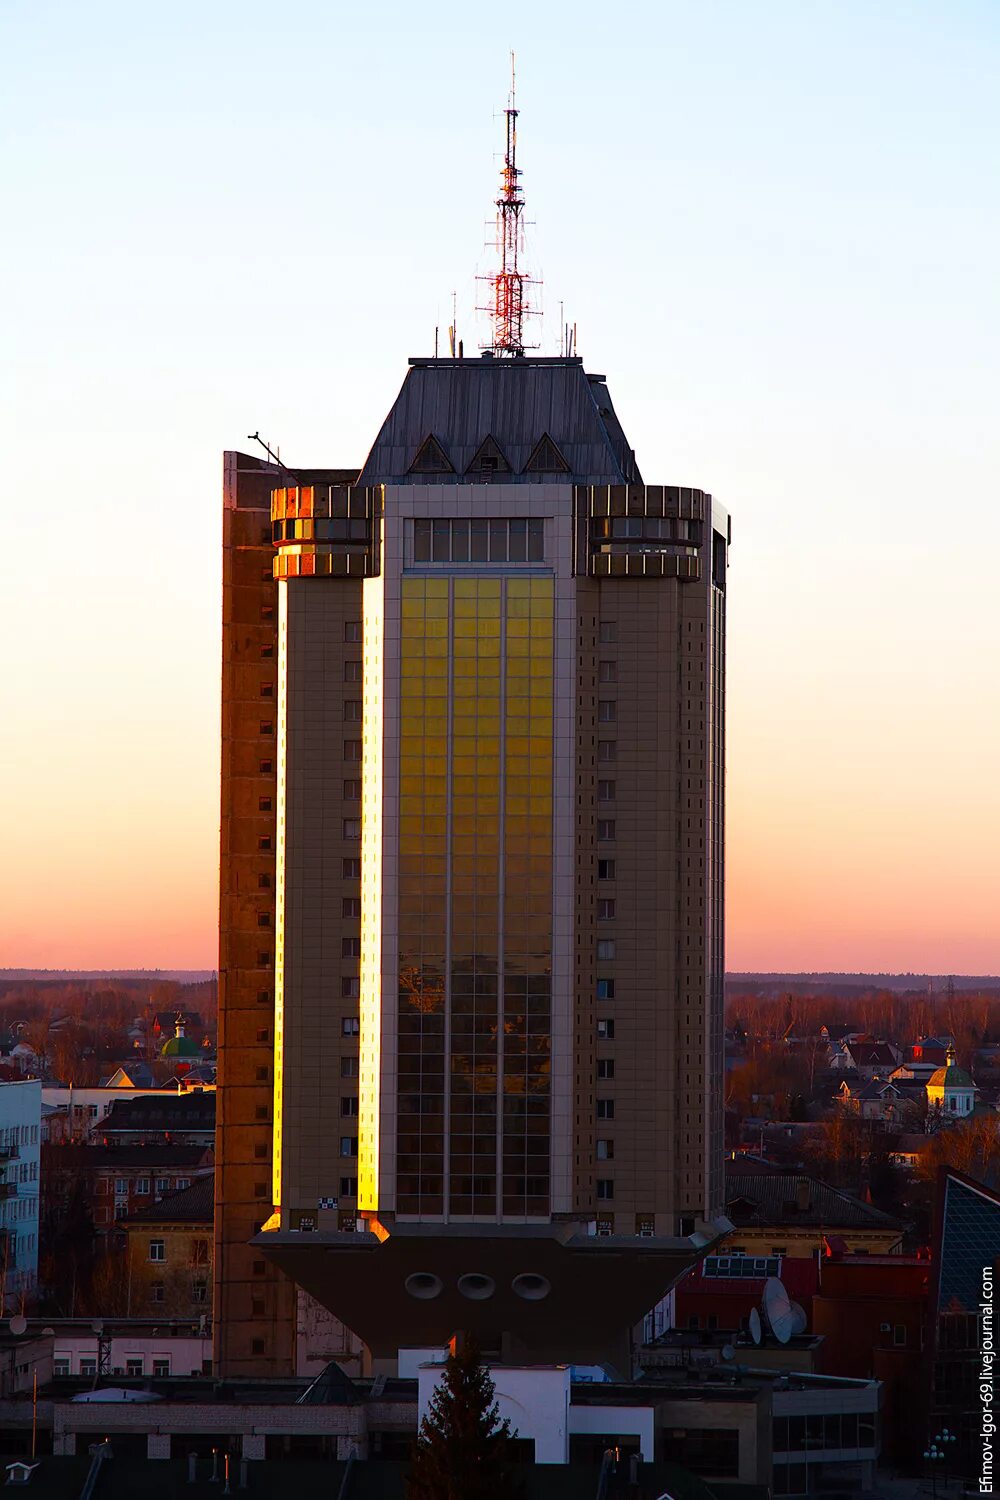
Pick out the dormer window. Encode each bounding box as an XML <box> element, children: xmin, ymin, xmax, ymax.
<box><xmin>524</xmin><ymin>432</ymin><xmax>570</xmax><ymax>474</ymax></box>
<box><xmin>408</xmin><ymin>435</ymin><xmax>454</xmax><ymax>475</ymax></box>
<box><xmin>465</xmin><ymin>435</ymin><xmax>511</xmax><ymax>479</ymax></box>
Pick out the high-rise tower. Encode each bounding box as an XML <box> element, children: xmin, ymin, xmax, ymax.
<box><xmin>216</xmin><ymin>104</ymin><xmax>729</xmax><ymax>1376</ymax></box>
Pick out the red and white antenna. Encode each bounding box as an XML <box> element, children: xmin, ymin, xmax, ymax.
<box><xmin>479</xmin><ymin>55</ymin><xmax>539</xmax><ymax>357</ymax></box>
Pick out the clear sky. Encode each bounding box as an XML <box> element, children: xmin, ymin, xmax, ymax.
<box><xmin>2</xmin><ymin>0</ymin><xmax>998</xmax><ymax>973</ymax></box>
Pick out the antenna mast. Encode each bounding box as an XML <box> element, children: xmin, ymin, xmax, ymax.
<box><xmin>479</xmin><ymin>54</ymin><xmax>538</xmax><ymax>357</ymax></box>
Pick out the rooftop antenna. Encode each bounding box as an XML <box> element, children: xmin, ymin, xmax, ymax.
<box><xmin>247</xmin><ymin>432</ymin><xmax>296</xmax><ymax>478</ymax></box>
<box><xmin>478</xmin><ymin>53</ymin><xmax>539</xmax><ymax>357</ymax></box>
<box><xmin>448</xmin><ymin>290</ymin><xmax>457</xmax><ymax>357</ymax></box>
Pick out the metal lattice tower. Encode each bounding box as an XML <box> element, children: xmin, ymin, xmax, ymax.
<box><xmin>479</xmin><ymin>58</ymin><xmax>538</xmax><ymax>357</ymax></box>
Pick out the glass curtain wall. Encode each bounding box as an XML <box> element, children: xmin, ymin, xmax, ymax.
<box><xmin>396</xmin><ymin>573</ymin><xmax>553</xmax><ymax>1220</ymax></box>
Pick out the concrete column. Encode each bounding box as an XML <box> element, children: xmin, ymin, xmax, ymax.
<box><xmin>336</xmin><ymin>1436</ymin><xmax>362</xmax><ymax>1460</ymax></box>
<box><xmin>53</xmin><ymin>1432</ymin><xmax>75</xmax><ymax>1457</ymax></box>
<box><xmin>241</xmin><ymin>1434</ymin><xmax>265</xmax><ymax>1461</ymax></box>
<box><xmin>147</xmin><ymin>1433</ymin><xmax>171</xmax><ymax>1460</ymax></box>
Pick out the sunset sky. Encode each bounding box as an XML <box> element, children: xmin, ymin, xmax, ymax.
<box><xmin>3</xmin><ymin>0</ymin><xmax>998</xmax><ymax>973</ymax></box>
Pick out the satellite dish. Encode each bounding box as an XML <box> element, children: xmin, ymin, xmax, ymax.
<box><xmin>91</xmin><ymin>1321</ymin><xmax>104</xmax><ymax>1335</ymax></box>
<box><xmin>748</xmin><ymin>1307</ymin><xmax>762</xmax><ymax>1346</ymax></box>
<box><xmin>721</xmin><ymin>1344</ymin><xmax>735</xmax><ymax>1362</ymax></box>
<box><xmin>9</xmin><ymin>1316</ymin><xmax>26</xmax><ymax>1336</ymax></box>
<box><xmin>789</xmin><ymin>1301</ymin><xmax>807</xmax><ymax>1337</ymax></box>
<box><xmin>762</xmin><ymin>1277</ymin><xmax>796</xmax><ymax>1345</ymax></box>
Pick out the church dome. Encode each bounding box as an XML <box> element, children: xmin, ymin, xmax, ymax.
<box><xmin>160</xmin><ymin>1017</ymin><xmax>200</xmax><ymax>1060</ymax></box>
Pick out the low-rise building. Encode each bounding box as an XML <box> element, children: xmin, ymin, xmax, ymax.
<box><xmin>41</xmin><ymin>1144</ymin><xmax>213</xmax><ymax>1245</ymax></box>
<box><xmin>0</xmin><ymin>1081</ymin><xmax>41</xmax><ymax>1307</ymax></box>
<box><xmin>99</xmin><ymin>1093</ymin><xmax>215</xmax><ymax>1148</ymax></box>
<box><xmin>722</xmin><ymin>1166</ymin><xmax>905</xmax><ymax>1259</ymax></box>
<box><xmin>124</xmin><ymin>1175</ymin><xmax>213</xmax><ymax>1318</ymax></box>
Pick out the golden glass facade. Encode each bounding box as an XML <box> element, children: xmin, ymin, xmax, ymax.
<box><xmin>397</xmin><ymin>573</ymin><xmax>553</xmax><ymax>1220</ymax></box>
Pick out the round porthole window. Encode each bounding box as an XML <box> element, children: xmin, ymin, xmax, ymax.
<box><xmin>457</xmin><ymin>1273</ymin><xmax>495</xmax><ymax>1301</ymax></box>
<box><xmin>512</xmin><ymin>1273</ymin><xmax>551</xmax><ymax>1301</ymax></box>
<box><xmin>405</xmin><ymin>1272</ymin><xmax>443</xmax><ymax>1300</ymax></box>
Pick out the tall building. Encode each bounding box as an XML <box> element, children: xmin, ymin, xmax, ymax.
<box><xmin>216</xmin><ymin>95</ymin><xmax>729</xmax><ymax>1374</ymax></box>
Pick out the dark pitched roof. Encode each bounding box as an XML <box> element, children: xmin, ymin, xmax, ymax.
<box><xmin>44</xmin><ymin>1144</ymin><xmax>212</xmax><ymax>1171</ymax></box>
<box><xmin>125</xmin><ymin>1173</ymin><xmax>214</xmax><ymax>1226</ymax></box>
<box><xmin>102</xmin><ymin>1094</ymin><xmax>216</xmax><ymax>1132</ymax></box>
<box><xmin>358</xmin><ymin>356</ymin><xmax>640</xmax><ymax>487</ymax></box>
<box><xmin>725</xmin><ymin>1169</ymin><xmax>903</xmax><ymax>1231</ymax></box>
<box><xmin>847</xmin><ymin>1042</ymin><xmax>897</xmax><ymax>1067</ymax></box>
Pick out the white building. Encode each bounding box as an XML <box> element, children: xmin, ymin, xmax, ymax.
<box><xmin>0</xmin><ymin>1081</ymin><xmax>41</xmax><ymax>1307</ymax></box>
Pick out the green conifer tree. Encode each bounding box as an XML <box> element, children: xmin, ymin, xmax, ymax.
<box><xmin>407</xmin><ymin>1337</ymin><xmax>520</xmax><ymax>1500</ymax></box>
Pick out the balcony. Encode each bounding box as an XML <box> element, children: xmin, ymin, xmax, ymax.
<box><xmin>0</xmin><ymin>1183</ymin><xmax>18</xmax><ymax>1200</ymax></box>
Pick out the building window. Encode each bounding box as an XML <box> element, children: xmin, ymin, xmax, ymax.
<box><xmin>597</xmin><ymin>820</ymin><xmax>615</xmax><ymax>841</ymax></box>
<box><xmin>115</xmin><ymin>1178</ymin><xmax>129</xmax><ymax>1195</ymax></box>
<box><xmin>344</xmin><ymin>739</ymin><xmax>362</xmax><ymax>762</ymax></box>
<box><xmin>599</xmin><ymin>622</ymin><xmax>617</xmax><ymax>643</ymax></box>
<box><xmin>342</xmin><ymin>937</ymin><xmax>361</xmax><ymax>958</ymax></box>
<box><xmin>259</xmin><ymin>721</ymin><xmax>273</xmax><ymax>735</ymax></box>
<box><xmin>597</xmin><ymin>780</ymin><xmax>615</xmax><ymax>802</ymax></box>
<box><xmin>636</xmin><ymin>1214</ymin><xmax>654</xmax><ymax>1237</ymax></box>
<box><xmin>54</xmin><ymin>1358</ymin><xmax>70</xmax><ymax>1377</ymax></box>
<box><xmin>340</xmin><ymin>1057</ymin><xmax>359</xmax><ymax>1078</ymax></box>
<box><xmin>135</xmin><ymin>1178</ymin><xmax>150</xmax><ymax>1195</ymax></box>
<box><xmin>151</xmin><ymin>1282</ymin><xmax>165</xmax><ymax>1303</ymax></box>
<box><xmin>339</xmin><ymin>1176</ymin><xmax>358</xmax><ymax>1198</ymax></box>
<box><xmin>597</xmin><ymin>740</ymin><xmax>616</xmax><ymax>762</ymax></box>
<box><xmin>597</xmin><ymin>859</ymin><xmax>616</xmax><ymax>880</ymax></box>
<box><xmin>256</xmin><ymin>990</ymin><xmax>271</xmax><ymax>1004</ymax></box>
<box><xmin>251</xmin><ymin>1340</ymin><xmax>265</xmax><ymax>1356</ymax></box>
<box><xmin>258</xmin><ymin>837</ymin><xmax>272</xmax><ymax>852</ymax></box>
<box><xmin>256</xmin><ymin>1028</ymin><xmax>269</xmax><ymax>1043</ymax></box>
<box><xmin>343</xmin><ymin>858</ymin><xmax>361</xmax><ymax>878</ymax></box>
<box><xmin>344</xmin><ymin>622</ymin><xmax>362</xmax><ymax>643</ymax></box>
<box><xmin>254</xmin><ymin>1182</ymin><xmax>269</xmax><ymax>1198</ymax></box>
<box><xmin>596</xmin><ymin>1179</ymin><xmax>614</xmax><ymax>1201</ymax></box>
<box><xmin>343</xmin><ymin>779</ymin><xmax>362</xmax><ymax>800</ymax></box>
<box><xmin>597</xmin><ymin>899</ymin><xmax>616</xmax><ymax>921</ymax></box>
<box><xmin>596</xmin><ymin>1100</ymin><xmax>615</xmax><ymax>1120</ymax></box>
<box><xmin>152</xmin><ymin>1358</ymin><xmax>170</xmax><ymax>1377</ymax></box>
<box><xmin>192</xmin><ymin>1238</ymin><xmax>209</xmax><ymax>1265</ymax></box>
<box><xmin>155</xmin><ymin>1178</ymin><xmax>169</xmax><ymax>1194</ymax></box>
<box><xmin>598</xmin><ymin>661</ymin><xmax>617</xmax><ymax>683</ymax></box>
<box><xmin>344</xmin><ymin>660</ymin><xmax>363</xmax><ymax>683</ymax></box>
<box><xmin>413</xmin><ymin>516</ymin><xmax>544</xmax><ymax>564</ymax></box>
<box><xmin>341</xmin><ymin>1097</ymin><xmax>359</xmax><ymax>1117</ymax></box>
<box><xmin>342</xmin><ymin>1017</ymin><xmax>360</xmax><ymax>1037</ymax></box>
<box><xmin>597</xmin><ymin>1059</ymin><xmax>615</xmax><ymax>1080</ymax></box>
<box><xmin>344</xmin><ymin>700</ymin><xmax>362</xmax><ymax>722</ymax></box>
<box><xmin>259</xmin><ymin>683</ymin><xmax>273</xmax><ymax>698</ymax></box>
<box><xmin>256</xmin><ymin>1067</ymin><xmax>269</xmax><ymax>1082</ymax></box>
<box><xmin>258</xmin><ymin>759</ymin><xmax>273</xmax><ymax>774</ymax></box>
<box><xmin>597</xmin><ymin>940</ymin><xmax>616</xmax><ymax>961</ymax></box>
<box><xmin>259</xmin><ymin>644</ymin><xmax>274</xmax><ymax>659</ymax></box>
<box><xmin>596</xmin><ymin>979</ymin><xmax>615</xmax><ymax>1001</ymax></box>
<box><xmin>258</xmin><ymin>797</ymin><xmax>272</xmax><ymax>812</ymax></box>
<box><xmin>80</xmin><ymin>1358</ymin><xmax>97</xmax><ymax>1377</ymax></box>
<box><xmin>193</xmin><ymin>1281</ymin><xmax>208</xmax><ymax>1303</ymax></box>
<box><xmin>257</xmin><ymin>873</ymin><xmax>271</xmax><ymax>889</ymax></box>
<box><xmin>596</xmin><ymin>1139</ymin><xmax>614</xmax><ymax>1160</ymax></box>
<box><xmin>341</xmin><ymin>977</ymin><xmax>360</xmax><ymax>999</ymax></box>
<box><xmin>597</xmin><ymin>1019</ymin><xmax>615</xmax><ymax>1040</ymax></box>
<box><xmin>257</xmin><ymin>913</ymin><xmax>270</xmax><ymax>928</ymax></box>
<box><xmin>340</xmin><ymin>1136</ymin><xmax>358</xmax><ymax>1157</ymax></box>
<box><xmin>598</xmin><ymin>701</ymin><xmax>617</xmax><ymax>723</ymax></box>
<box><xmin>893</xmin><ymin>1325</ymin><xmax>907</xmax><ymax>1346</ymax></box>
<box><xmin>343</xmin><ymin>819</ymin><xmax>361</xmax><ymax>840</ymax></box>
<box><xmin>342</xmin><ymin>897</ymin><xmax>362</xmax><ymax>918</ymax></box>
<box><xmin>126</xmin><ymin>1358</ymin><xmax>143</xmax><ymax>1377</ymax></box>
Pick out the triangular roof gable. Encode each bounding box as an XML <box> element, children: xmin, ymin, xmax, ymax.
<box><xmin>465</xmin><ymin>434</ymin><xmax>512</xmax><ymax>477</ymax></box>
<box><xmin>408</xmin><ymin>434</ymin><xmax>454</xmax><ymax>475</ymax></box>
<box><xmin>524</xmin><ymin>432</ymin><xmax>570</xmax><ymax>474</ymax></box>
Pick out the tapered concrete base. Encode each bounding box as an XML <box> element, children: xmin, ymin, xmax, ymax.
<box><xmin>255</xmin><ymin>1217</ymin><xmax>723</xmax><ymax>1367</ymax></box>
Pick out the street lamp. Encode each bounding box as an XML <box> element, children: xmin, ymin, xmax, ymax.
<box><xmin>933</xmin><ymin>1430</ymin><xmax>957</xmax><ymax>1490</ymax></box>
<box><xmin>922</xmin><ymin>1442</ymin><xmax>944</xmax><ymax>1499</ymax></box>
